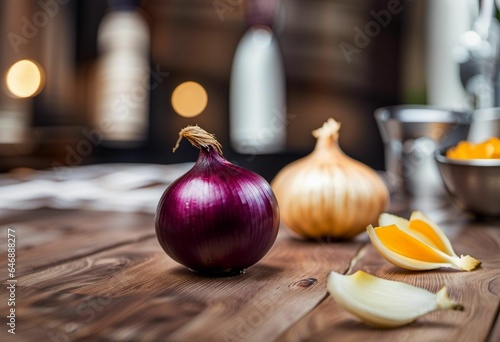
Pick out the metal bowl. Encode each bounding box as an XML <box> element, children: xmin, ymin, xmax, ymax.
<box><xmin>435</xmin><ymin>151</ymin><xmax>500</xmax><ymax>218</ymax></box>
<box><xmin>374</xmin><ymin>106</ymin><xmax>471</xmax><ymax>196</ymax></box>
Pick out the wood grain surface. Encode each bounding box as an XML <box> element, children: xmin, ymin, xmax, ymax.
<box><xmin>0</xmin><ymin>210</ymin><xmax>155</xmax><ymax>280</ymax></box>
<box><xmin>278</xmin><ymin>221</ymin><xmax>500</xmax><ymax>342</ymax></box>
<box><xmin>0</xmin><ymin>204</ymin><xmax>499</xmax><ymax>342</ymax></box>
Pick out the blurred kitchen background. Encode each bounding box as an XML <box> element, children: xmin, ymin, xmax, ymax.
<box><xmin>0</xmin><ymin>0</ymin><xmax>486</xmax><ymax>181</ymax></box>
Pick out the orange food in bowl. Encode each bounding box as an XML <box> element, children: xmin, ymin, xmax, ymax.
<box><xmin>446</xmin><ymin>137</ymin><xmax>500</xmax><ymax>159</ymax></box>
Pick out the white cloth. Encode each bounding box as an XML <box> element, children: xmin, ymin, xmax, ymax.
<box><xmin>0</xmin><ymin>163</ymin><xmax>193</xmax><ymax>214</ymax></box>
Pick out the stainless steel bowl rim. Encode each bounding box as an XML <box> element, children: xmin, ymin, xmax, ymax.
<box><xmin>435</xmin><ymin>151</ymin><xmax>500</xmax><ymax>167</ymax></box>
<box><xmin>374</xmin><ymin>105</ymin><xmax>472</xmax><ymax>124</ymax></box>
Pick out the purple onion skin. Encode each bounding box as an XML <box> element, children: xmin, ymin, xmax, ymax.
<box><xmin>155</xmin><ymin>148</ymin><xmax>280</xmax><ymax>275</ymax></box>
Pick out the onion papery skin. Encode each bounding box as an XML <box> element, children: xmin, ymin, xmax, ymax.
<box><xmin>271</xmin><ymin>119</ymin><xmax>389</xmax><ymax>240</ymax></box>
<box><xmin>272</xmin><ymin>153</ymin><xmax>388</xmax><ymax>239</ymax></box>
<box><xmin>155</xmin><ymin>148</ymin><xmax>280</xmax><ymax>275</ymax></box>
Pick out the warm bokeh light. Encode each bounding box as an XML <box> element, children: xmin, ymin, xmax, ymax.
<box><xmin>5</xmin><ymin>60</ymin><xmax>44</xmax><ymax>98</ymax></box>
<box><xmin>171</xmin><ymin>81</ymin><xmax>208</xmax><ymax>117</ymax></box>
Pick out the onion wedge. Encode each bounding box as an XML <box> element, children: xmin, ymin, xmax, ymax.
<box><xmin>366</xmin><ymin>212</ymin><xmax>481</xmax><ymax>271</ymax></box>
<box><xmin>327</xmin><ymin>271</ymin><xmax>463</xmax><ymax>328</ymax></box>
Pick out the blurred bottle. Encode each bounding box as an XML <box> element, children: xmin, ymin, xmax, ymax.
<box><xmin>95</xmin><ymin>0</ymin><xmax>150</xmax><ymax>147</ymax></box>
<box><xmin>426</xmin><ymin>0</ymin><xmax>478</xmax><ymax>109</ymax></box>
<box><xmin>230</xmin><ymin>0</ymin><xmax>286</xmax><ymax>154</ymax></box>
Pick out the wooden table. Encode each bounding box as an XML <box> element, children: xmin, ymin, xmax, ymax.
<box><xmin>1</xmin><ymin>196</ymin><xmax>499</xmax><ymax>342</ymax></box>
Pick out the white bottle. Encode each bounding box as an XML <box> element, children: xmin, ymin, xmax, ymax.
<box><xmin>95</xmin><ymin>6</ymin><xmax>150</xmax><ymax>146</ymax></box>
<box><xmin>230</xmin><ymin>25</ymin><xmax>286</xmax><ymax>155</ymax></box>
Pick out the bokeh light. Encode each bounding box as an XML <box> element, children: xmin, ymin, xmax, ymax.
<box><xmin>171</xmin><ymin>81</ymin><xmax>208</xmax><ymax>118</ymax></box>
<box><xmin>5</xmin><ymin>60</ymin><xmax>45</xmax><ymax>98</ymax></box>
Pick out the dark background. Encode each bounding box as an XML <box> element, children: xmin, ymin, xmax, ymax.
<box><xmin>0</xmin><ymin>0</ymin><xmax>416</xmax><ymax>181</ymax></box>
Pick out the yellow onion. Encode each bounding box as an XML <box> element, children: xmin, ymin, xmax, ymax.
<box><xmin>271</xmin><ymin>118</ymin><xmax>389</xmax><ymax>239</ymax></box>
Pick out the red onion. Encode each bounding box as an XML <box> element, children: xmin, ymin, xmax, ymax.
<box><xmin>155</xmin><ymin>125</ymin><xmax>280</xmax><ymax>275</ymax></box>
